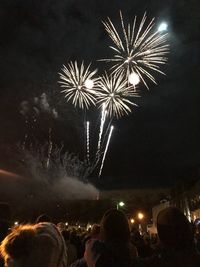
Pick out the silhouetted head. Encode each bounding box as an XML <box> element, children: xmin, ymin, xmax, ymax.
<box><xmin>157</xmin><ymin>207</ymin><xmax>193</xmax><ymax>250</ymax></box>
<box><xmin>100</xmin><ymin>209</ymin><xmax>130</xmax><ymax>243</ymax></box>
<box><xmin>36</xmin><ymin>214</ymin><xmax>51</xmax><ymax>223</ymax></box>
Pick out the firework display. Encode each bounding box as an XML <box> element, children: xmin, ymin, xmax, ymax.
<box><xmin>59</xmin><ymin>61</ymin><xmax>98</xmax><ymax>109</ymax></box>
<box><xmin>96</xmin><ymin>72</ymin><xmax>139</xmax><ymax>118</ymax></box>
<box><xmin>101</xmin><ymin>12</ymin><xmax>169</xmax><ymax>89</ymax></box>
<box><xmin>58</xmin><ymin>12</ymin><xmax>169</xmax><ymax>177</ymax></box>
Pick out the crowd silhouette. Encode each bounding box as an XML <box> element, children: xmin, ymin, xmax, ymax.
<box><xmin>0</xmin><ymin>202</ymin><xmax>199</xmax><ymax>267</ymax></box>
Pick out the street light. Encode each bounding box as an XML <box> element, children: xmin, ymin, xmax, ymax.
<box><xmin>130</xmin><ymin>218</ymin><xmax>135</xmax><ymax>224</ymax></box>
<box><xmin>117</xmin><ymin>201</ymin><xmax>125</xmax><ymax>210</ymax></box>
<box><xmin>138</xmin><ymin>212</ymin><xmax>144</xmax><ymax>220</ymax></box>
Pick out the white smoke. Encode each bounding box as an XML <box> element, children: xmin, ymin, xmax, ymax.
<box><xmin>20</xmin><ymin>92</ymin><xmax>59</xmax><ymax>119</ymax></box>
<box><xmin>20</xmin><ymin>145</ymin><xmax>98</xmax><ymax>200</ymax></box>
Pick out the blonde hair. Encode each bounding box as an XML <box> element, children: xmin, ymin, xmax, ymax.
<box><xmin>0</xmin><ymin>223</ymin><xmax>67</xmax><ymax>267</ymax></box>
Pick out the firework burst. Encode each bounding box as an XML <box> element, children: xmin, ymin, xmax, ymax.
<box><xmin>59</xmin><ymin>61</ymin><xmax>98</xmax><ymax>109</ymax></box>
<box><xmin>96</xmin><ymin>72</ymin><xmax>139</xmax><ymax>118</ymax></box>
<box><xmin>101</xmin><ymin>12</ymin><xmax>169</xmax><ymax>89</ymax></box>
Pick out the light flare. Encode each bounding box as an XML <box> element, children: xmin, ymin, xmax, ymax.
<box><xmin>85</xmin><ymin>79</ymin><xmax>94</xmax><ymax>89</ymax></box>
<box><xmin>128</xmin><ymin>72</ymin><xmax>140</xmax><ymax>86</ymax></box>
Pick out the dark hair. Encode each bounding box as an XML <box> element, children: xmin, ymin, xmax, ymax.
<box><xmin>100</xmin><ymin>209</ymin><xmax>130</xmax><ymax>243</ymax></box>
<box><xmin>95</xmin><ymin>210</ymin><xmax>133</xmax><ymax>267</ymax></box>
<box><xmin>157</xmin><ymin>207</ymin><xmax>193</xmax><ymax>250</ymax></box>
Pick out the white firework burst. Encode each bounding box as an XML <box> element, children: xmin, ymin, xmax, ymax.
<box><xmin>59</xmin><ymin>61</ymin><xmax>98</xmax><ymax>109</ymax></box>
<box><xmin>96</xmin><ymin>72</ymin><xmax>139</xmax><ymax>118</ymax></box>
<box><xmin>101</xmin><ymin>12</ymin><xmax>169</xmax><ymax>89</ymax></box>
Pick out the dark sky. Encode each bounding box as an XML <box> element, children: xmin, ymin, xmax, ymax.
<box><xmin>0</xmin><ymin>0</ymin><xmax>200</xmax><ymax>189</ymax></box>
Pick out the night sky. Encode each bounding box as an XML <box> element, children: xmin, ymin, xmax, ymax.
<box><xmin>0</xmin><ymin>0</ymin><xmax>199</xmax><ymax>189</ymax></box>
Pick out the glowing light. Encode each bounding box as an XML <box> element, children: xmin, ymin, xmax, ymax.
<box><xmin>59</xmin><ymin>61</ymin><xmax>98</xmax><ymax>109</ymax></box>
<box><xmin>65</xmin><ymin>222</ymin><xmax>68</xmax><ymax>226</ymax></box>
<box><xmin>128</xmin><ymin>72</ymin><xmax>140</xmax><ymax>86</ymax></box>
<box><xmin>85</xmin><ymin>79</ymin><xmax>94</xmax><ymax>89</ymax></box>
<box><xmin>158</xmin><ymin>22</ymin><xmax>168</xmax><ymax>32</ymax></box>
<box><xmin>96</xmin><ymin>73</ymin><xmax>139</xmax><ymax>118</ymax></box>
<box><xmin>14</xmin><ymin>221</ymin><xmax>19</xmax><ymax>226</ymax></box>
<box><xmin>117</xmin><ymin>201</ymin><xmax>125</xmax><ymax>209</ymax></box>
<box><xmin>119</xmin><ymin>201</ymin><xmax>125</xmax><ymax>207</ymax></box>
<box><xmin>138</xmin><ymin>212</ymin><xmax>144</xmax><ymax>220</ymax></box>
<box><xmin>130</xmin><ymin>218</ymin><xmax>135</xmax><ymax>224</ymax></box>
<box><xmin>101</xmin><ymin>12</ymin><xmax>169</xmax><ymax>89</ymax></box>
<box><xmin>98</xmin><ymin>125</ymin><xmax>114</xmax><ymax>177</ymax></box>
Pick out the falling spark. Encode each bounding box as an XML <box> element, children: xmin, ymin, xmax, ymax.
<box><xmin>59</xmin><ymin>61</ymin><xmax>98</xmax><ymax>109</ymax></box>
<box><xmin>98</xmin><ymin>125</ymin><xmax>114</xmax><ymax>177</ymax></box>
<box><xmin>96</xmin><ymin>72</ymin><xmax>139</xmax><ymax>118</ymax></box>
<box><xmin>101</xmin><ymin>12</ymin><xmax>169</xmax><ymax>89</ymax></box>
<box><xmin>86</xmin><ymin>121</ymin><xmax>90</xmax><ymax>163</ymax></box>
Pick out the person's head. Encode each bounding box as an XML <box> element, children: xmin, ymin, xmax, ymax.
<box><xmin>0</xmin><ymin>223</ymin><xmax>67</xmax><ymax>267</ymax></box>
<box><xmin>100</xmin><ymin>209</ymin><xmax>130</xmax><ymax>243</ymax></box>
<box><xmin>157</xmin><ymin>207</ymin><xmax>193</xmax><ymax>250</ymax></box>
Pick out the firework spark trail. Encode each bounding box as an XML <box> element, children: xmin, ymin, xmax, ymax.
<box><xmin>59</xmin><ymin>61</ymin><xmax>98</xmax><ymax>109</ymax></box>
<box><xmin>98</xmin><ymin>125</ymin><xmax>114</xmax><ymax>178</ymax></box>
<box><xmin>96</xmin><ymin>104</ymin><xmax>107</xmax><ymax>158</ymax></box>
<box><xmin>101</xmin><ymin>12</ymin><xmax>169</xmax><ymax>89</ymax></box>
<box><xmin>102</xmin><ymin>117</ymin><xmax>113</xmax><ymax>147</ymax></box>
<box><xmin>86</xmin><ymin>121</ymin><xmax>90</xmax><ymax>163</ymax></box>
<box><xmin>96</xmin><ymin>72</ymin><xmax>139</xmax><ymax>118</ymax></box>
